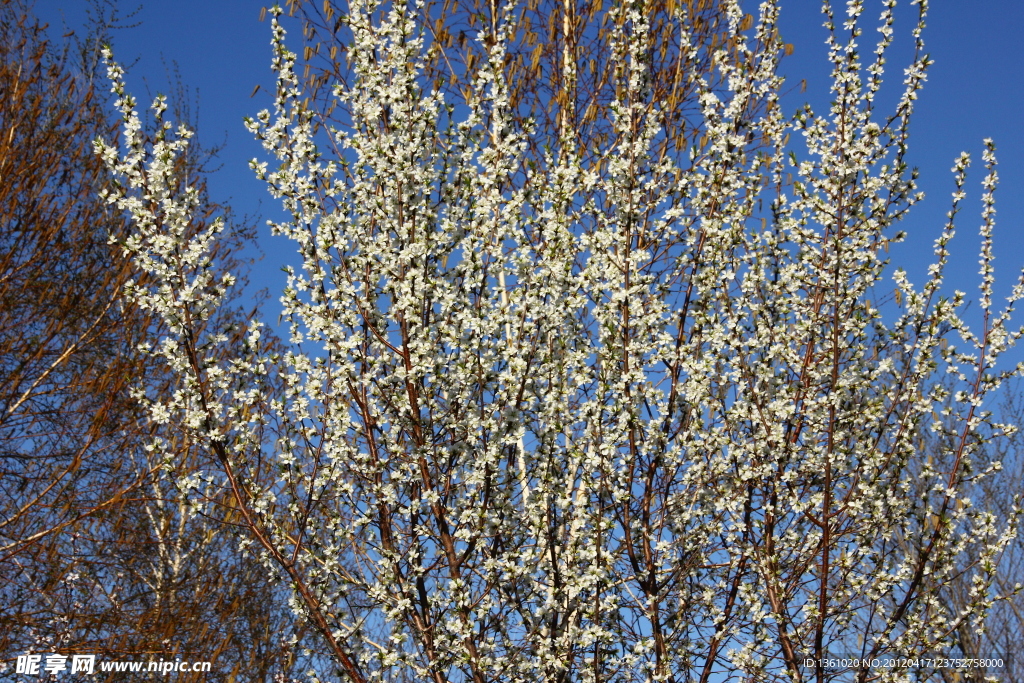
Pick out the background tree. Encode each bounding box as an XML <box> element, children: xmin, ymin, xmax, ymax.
<box><xmin>0</xmin><ymin>2</ymin><xmax>309</xmax><ymax>679</ymax></box>
<box><xmin>99</xmin><ymin>0</ymin><xmax>1024</xmax><ymax>682</ymax></box>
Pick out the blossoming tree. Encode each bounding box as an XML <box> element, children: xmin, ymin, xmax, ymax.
<box><xmin>96</xmin><ymin>0</ymin><xmax>1023</xmax><ymax>680</ymax></box>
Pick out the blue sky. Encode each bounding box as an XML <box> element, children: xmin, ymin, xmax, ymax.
<box><xmin>37</xmin><ymin>0</ymin><xmax>1024</xmax><ymax>349</ymax></box>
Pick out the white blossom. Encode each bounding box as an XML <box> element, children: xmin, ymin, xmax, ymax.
<box><xmin>98</xmin><ymin>1</ymin><xmax>1024</xmax><ymax>681</ymax></box>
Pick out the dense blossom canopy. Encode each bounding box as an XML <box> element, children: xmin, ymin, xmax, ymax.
<box><xmin>97</xmin><ymin>0</ymin><xmax>1023</xmax><ymax>681</ymax></box>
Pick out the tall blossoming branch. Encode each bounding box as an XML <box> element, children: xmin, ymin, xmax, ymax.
<box><xmin>99</xmin><ymin>0</ymin><xmax>1023</xmax><ymax>681</ymax></box>
<box><xmin>94</xmin><ymin>46</ymin><xmax>368</xmax><ymax>682</ymax></box>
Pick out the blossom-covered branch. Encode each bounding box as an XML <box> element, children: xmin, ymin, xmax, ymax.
<box><xmin>98</xmin><ymin>0</ymin><xmax>1024</xmax><ymax>681</ymax></box>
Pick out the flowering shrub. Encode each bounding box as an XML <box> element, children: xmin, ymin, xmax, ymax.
<box><xmin>97</xmin><ymin>0</ymin><xmax>1022</xmax><ymax>680</ymax></box>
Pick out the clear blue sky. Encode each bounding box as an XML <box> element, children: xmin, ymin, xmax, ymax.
<box><xmin>37</xmin><ymin>0</ymin><xmax>1024</xmax><ymax>352</ymax></box>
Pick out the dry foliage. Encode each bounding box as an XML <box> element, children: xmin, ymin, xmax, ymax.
<box><xmin>1</xmin><ymin>3</ymin><xmax>305</xmax><ymax>679</ymax></box>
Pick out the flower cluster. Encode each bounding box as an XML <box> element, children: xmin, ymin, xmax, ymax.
<box><xmin>100</xmin><ymin>1</ymin><xmax>1023</xmax><ymax>681</ymax></box>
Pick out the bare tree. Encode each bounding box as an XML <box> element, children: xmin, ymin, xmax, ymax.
<box><xmin>1</xmin><ymin>3</ymin><xmax>309</xmax><ymax>679</ymax></box>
